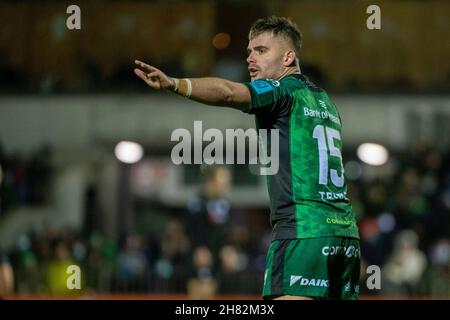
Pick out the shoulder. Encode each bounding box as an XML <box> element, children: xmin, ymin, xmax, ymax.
<box><xmin>245</xmin><ymin>79</ymin><xmax>279</xmax><ymax>94</ymax></box>
<box><xmin>246</xmin><ymin>75</ymin><xmax>302</xmax><ymax>94</ymax></box>
<box><xmin>242</xmin><ymin>74</ymin><xmax>305</xmax><ymax>113</ymax></box>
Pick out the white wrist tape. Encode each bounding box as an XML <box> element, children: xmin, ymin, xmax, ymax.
<box><xmin>173</xmin><ymin>78</ymin><xmax>180</xmax><ymax>92</ymax></box>
<box><xmin>184</xmin><ymin>78</ymin><xmax>192</xmax><ymax>98</ymax></box>
<box><xmin>173</xmin><ymin>78</ymin><xmax>192</xmax><ymax>98</ymax></box>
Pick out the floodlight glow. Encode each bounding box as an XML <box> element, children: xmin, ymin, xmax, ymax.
<box><xmin>115</xmin><ymin>141</ymin><xmax>143</xmax><ymax>164</ymax></box>
<box><xmin>357</xmin><ymin>143</ymin><xmax>389</xmax><ymax>166</ymax></box>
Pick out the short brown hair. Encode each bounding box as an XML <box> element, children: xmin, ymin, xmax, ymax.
<box><xmin>249</xmin><ymin>16</ymin><xmax>302</xmax><ymax>58</ymax></box>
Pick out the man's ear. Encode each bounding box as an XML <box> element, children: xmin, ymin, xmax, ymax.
<box><xmin>284</xmin><ymin>50</ymin><xmax>297</xmax><ymax>67</ymax></box>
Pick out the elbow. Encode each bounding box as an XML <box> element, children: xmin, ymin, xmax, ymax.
<box><xmin>222</xmin><ymin>85</ymin><xmax>235</xmax><ymax>105</ymax></box>
<box><xmin>219</xmin><ymin>81</ymin><xmax>250</xmax><ymax>111</ymax></box>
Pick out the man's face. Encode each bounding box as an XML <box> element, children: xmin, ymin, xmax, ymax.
<box><xmin>205</xmin><ymin>167</ymin><xmax>231</xmax><ymax>198</ymax></box>
<box><xmin>247</xmin><ymin>31</ymin><xmax>289</xmax><ymax>81</ymax></box>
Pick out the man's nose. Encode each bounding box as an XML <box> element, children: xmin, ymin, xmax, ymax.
<box><xmin>246</xmin><ymin>52</ymin><xmax>255</xmax><ymax>64</ymax></box>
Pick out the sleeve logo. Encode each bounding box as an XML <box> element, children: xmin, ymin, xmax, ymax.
<box><xmin>250</xmin><ymin>79</ymin><xmax>275</xmax><ymax>94</ymax></box>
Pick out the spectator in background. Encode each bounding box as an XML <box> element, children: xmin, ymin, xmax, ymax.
<box><xmin>44</xmin><ymin>237</ymin><xmax>79</xmax><ymax>295</ymax></box>
<box><xmin>0</xmin><ymin>251</ymin><xmax>14</xmax><ymax>298</ymax></box>
<box><xmin>88</xmin><ymin>232</ymin><xmax>118</xmax><ymax>293</ymax></box>
<box><xmin>425</xmin><ymin>237</ymin><xmax>450</xmax><ymax>297</ymax></box>
<box><xmin>382</xmin><ymin>229</ymin><xmax>427</xmax><ymax>297</ymax></box>
<box><xmin>14</xmin><ymin>233</ymin><xmax>42</xmax><ymax>293</ymax></box>
<box><xmin>182</xmin><ymin>166</ymin><xmax>233</xmax><ymax>297</ymax></box>
<box><xmin>216</xmin><ymin>245</ymin><xmax>249</xmax><ymax>294</ymax></box>
<box><xmin>185</xmin><ymin>165</ymin><xmax>232</xmax><ymax>256</ymax></box>
<box><xmin>115</xmin><ymin>233</ymin><xmax>147</xmax><ymax>292</ymax></box>
<box><xmin>186</xmin><ymin>246</ymin><xmax>217</xmax><ymax>299</ymax></box>
<box><xmin>152</xmin><ymin>219</ymin><xmax>190</xmax><ymax>293</ymax></box>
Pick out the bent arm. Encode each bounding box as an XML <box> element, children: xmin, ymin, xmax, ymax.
<box><xmin>134</xmin><ymin>60</ymin><xmax>251</xmax><ymax>111</ymax></box>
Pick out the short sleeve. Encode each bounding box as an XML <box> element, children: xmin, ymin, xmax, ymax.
<box><xmin>242</xmin><ymin>77</ymin><xmax>300</xmax><ymax>114</ymax></box>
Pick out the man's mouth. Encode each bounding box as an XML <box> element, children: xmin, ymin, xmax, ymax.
<box><xmin>248</xmin><ymin>67</ymin><xmax>258</xmax><ymax>77</ymax></box>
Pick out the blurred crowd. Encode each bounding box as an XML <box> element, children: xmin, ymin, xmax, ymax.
<box><xmin>0</xmin><ymin>216</ymin><xmax>265</xmax><ymax>298</ymax></box>
<box><xmin>0</xmin><ymin>164</ymin><xmax>266</xmax><ymax>298</ymax></box>
<box><xmin>1</xmin><ymin>141</ymin><xmax>450</xmax><ymax>299</ymax></box>
<box><xmin>353</xmin><ymin>141</ymin><xmax>450</xmax><ymax>297</ymax></box>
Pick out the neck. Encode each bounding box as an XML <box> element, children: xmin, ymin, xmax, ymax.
<box><xmin>276</xmin><ymin>66</ymin><xmax>301</xmax><ymax>80</ymax></box>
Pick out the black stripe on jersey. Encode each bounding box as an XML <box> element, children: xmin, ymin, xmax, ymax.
<box><xmin>295</xmin><ymin>74</ymin><xmax>324</xmax><ymax>93</ymax></box>
<box><xmin>270</xmin><ymin>239</ymin><xmax>290</xmax><ymax>295</ymax></box>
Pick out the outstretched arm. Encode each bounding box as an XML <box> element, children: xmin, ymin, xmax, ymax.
<box><xmin>134</xmin><ymin>60</ymin><xmax>251</xmax><ymax>111</ymax></box>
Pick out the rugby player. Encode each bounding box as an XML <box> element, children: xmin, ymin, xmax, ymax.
<box><xmin>134</xmin><ymin>16</ymin><xmax>360</xmax><ymax>300</ymax></box>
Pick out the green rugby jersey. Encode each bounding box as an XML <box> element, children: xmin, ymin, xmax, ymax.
<box><xmin>243</xmin><ymin>73</ymin><xmax>359</xmax><ymax>240</ymax></box>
